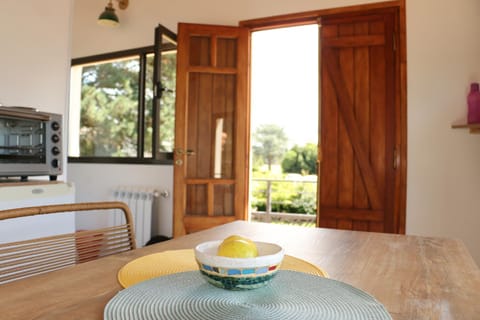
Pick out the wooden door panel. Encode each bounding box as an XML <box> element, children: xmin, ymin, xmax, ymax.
<box><xmin>319</xmin><ymin>9</ymin><xmax>397</xmax><ymax>233</ymax></box>
<box><xmin>213</xmin><ymin>184</ymin><xmax>234</xmax><ymax>216</ymax></box>
<box><xmin>370</xmin><ymin>47</ymin><xmax>387</xmax><ymax>200</ymax></box>
<box><xmin>189</xmin><ymin>36</ymin><xmax>210</xmax><ymax>66</ymax></box>
<box><xmin>185</xmin><ymin>73</ymin><xmax>236</xmax><ymax>180</ymax></box>
<box><xmin>353</xmin><ymin>45</ymin><xmax>370</xmax><ymax>211</ymax></box>
<box><xmin>324</xmin><ymin>47</ymin><xmax>383</xmax><ymax>210</ymax></box>
<box><xmin>186</xmin><ymin>184</ymin><xmax>207</xmax><ymax>215</ymax></box>
<box><xmin>187</xmin><ymin>74</ymin><xmax>212</xmax><ymax>179</ymax></box>
<box><xmin>174</xmin><ymin>23</ymin><xmax>249</xmax><ymax>237</ymax></box>
<box><xmin>212</xmin><ymin>74</ymin><xmax>235</xmax><ymax>179</ymax></box>
<box><xmin>319</xmin><ymin>59</ymin><xmax>338</xmax><ymax>209</ymax></box>
<box><xmin>338</xmin><ymin>118</ymin><xmax>354</xmax><ymax>208</ymax></box>
<box><xmin>338</xmin><ymin>43</ymin><xmax>354</xmax><ymax>211</ymax></box>
<box><xmin>185</xmin><ymin>183</ymin><xmax>235</xmax><ymax>217</ymax></box>
<box><xmin>216</xmin><ymin>38</ymin><xmax>237</xmax><ymax>68</ymax></box>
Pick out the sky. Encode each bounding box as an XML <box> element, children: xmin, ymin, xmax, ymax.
<box><xmin>250</xmin><ymin>24</ymin><xmax>319</xmax><ymax>148</ymax></box>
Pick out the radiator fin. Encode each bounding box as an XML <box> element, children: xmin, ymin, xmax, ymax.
<box><xmin>112</xmin><ymin>187</ymin><xmax>157</xmax><ymax>247</ymax></box>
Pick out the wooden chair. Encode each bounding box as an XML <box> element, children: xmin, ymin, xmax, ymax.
<box><xmin>0</xmin><ymin>201</ymin><xmax>136</xmax><ymax>284</ymax></box>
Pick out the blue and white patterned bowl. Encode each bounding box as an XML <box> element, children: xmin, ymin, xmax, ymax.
<box><xmin>194</xmin><ymin>240</ymin><xmax>285</xmax><ymax>290</ymax></box>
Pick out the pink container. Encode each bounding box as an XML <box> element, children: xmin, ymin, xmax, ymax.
<box><xmin>467</xmin><ymin>82</ymin><xmax>480</xmax><ymax>124</ymax></box>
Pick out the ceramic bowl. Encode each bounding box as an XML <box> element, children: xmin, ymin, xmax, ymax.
<box><xmin>194</xmin><ymin>240</ymin><xmax>284</xmax><ymax>290</ymax></box>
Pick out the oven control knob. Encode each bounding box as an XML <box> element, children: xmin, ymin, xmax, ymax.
<box><xmin>51</xmin><ymin>134</ymin><xmax>60</xmax><ymax>143</ymax></box>
<box><xmin>51</xmin><ymin>146</ymin><xmax>60</xmax><ymax>155</ymax></box>
<box><xmin>51</xmin><ymin>121</ymin><xmax>60</xmax><ymax>131</ymax></box>
<box><xmin>51</xmin><ymin>159</ymin><xmax>59</xmax><ymax>168</ymax></box>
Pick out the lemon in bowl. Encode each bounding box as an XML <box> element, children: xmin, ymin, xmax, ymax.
<box><xmin>217</xmin><ymin>236</ymin><xmax>259</xmax><ymax>258</ymax></box>
<box><xmin>194</xmin><ymin>235</ymin><xmax>284</xmax><ymax>290</ymax></box>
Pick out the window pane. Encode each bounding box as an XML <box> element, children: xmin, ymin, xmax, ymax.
<box><xmin>158</xmin><ymin>51</ymin><xmax>176</xmax><ymax>153</ymax></box>
<box><xmin>69</xmin><ymin>39</ymin><xmax>177</xmax><ymax>162</ymax></box>
<box><xmin>144</xmin><ymin>54</ymin><xmax>154</xmax><ymax>158</ymax></box>
<box><xmin>79</xmin><ymin>57</ymin><xmax>139</xmax><ymax>157</ymax></box>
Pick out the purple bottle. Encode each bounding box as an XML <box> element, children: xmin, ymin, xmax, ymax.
<box><xmin>468</xmin><ymin>82</ymin><xmax>480</xmax><ymax>124</ymax></box>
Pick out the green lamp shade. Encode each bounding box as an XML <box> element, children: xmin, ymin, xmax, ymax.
<box><xmin>98</xmin><ymin>6</ymin><xmax>119</xmax><ymax>27</ymax></box>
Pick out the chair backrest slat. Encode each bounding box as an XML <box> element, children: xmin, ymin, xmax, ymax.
<box><xmin>0</xmin><ymin>201</ymin><xmax>136</xmax><ymax>284</ymax></box>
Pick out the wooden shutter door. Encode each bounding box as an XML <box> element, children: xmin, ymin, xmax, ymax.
<box><xmin>173</xmin><ymin>23</ymin><xmax>250</xmax><ymax>237</ymax></box>
<box><xmin>319</xmin><ymin>9</ymin><xmax>400</xmax><ymax>233</ymax></box>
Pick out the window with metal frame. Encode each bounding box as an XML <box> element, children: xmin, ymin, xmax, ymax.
<box><xmin>68</xmin><ymin>25</ymin><xmax>176</xmax><ymax>164</ymax></box>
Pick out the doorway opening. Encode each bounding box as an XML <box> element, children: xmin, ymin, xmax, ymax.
<box><xmin>249</xmin><ymin>24</ymin><xmax>319</xmax><ymax>227</ymax></box>
<box><xmin>172</xmin><ymin>2</ymin><xmax>406</xmax><ymax>237</ymax></box>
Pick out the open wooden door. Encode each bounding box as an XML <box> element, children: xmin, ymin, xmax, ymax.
<box><xmin>319</xmin><ymin>8</ymin><xmax>401</xmax><ymax>233</ymax></box>
<box><xmin>173</xmin><ymin>23</ymin><xmax>250</xmax><ymax>237</ymax></box>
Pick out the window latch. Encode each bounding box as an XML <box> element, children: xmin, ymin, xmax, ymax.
<box><xmin>154</xmin><ymin>82</ymin><xmax>163</xmax><ymax>99</ymax></box>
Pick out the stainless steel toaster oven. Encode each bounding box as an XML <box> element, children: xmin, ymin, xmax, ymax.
<box><xmin>0</xmin><ymin>106</ymin><xmax>63</xmax><ymax>181</ymax></box>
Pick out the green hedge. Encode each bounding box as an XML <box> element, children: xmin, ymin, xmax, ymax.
<box><xmin>250</xmin><ymin>177</ymin><xmax>317</xmax><ymax>215</ymax></box>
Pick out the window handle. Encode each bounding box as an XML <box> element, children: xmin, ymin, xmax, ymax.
<box><xmin>155</xmin><ymin>82</ymin><xmax>174</xmax><ymax>99</ymax></box>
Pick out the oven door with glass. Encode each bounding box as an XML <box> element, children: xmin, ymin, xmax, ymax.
<box><xmin>0</xmin><ymin>107</ymin><xmax>62</xmax><ymax>181</ymax></box>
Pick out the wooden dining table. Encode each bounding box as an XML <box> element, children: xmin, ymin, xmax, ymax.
<box><xmin>1</xmin><ymin>220</ymin><xmax>479</xmax><ymax>319</ymax></box>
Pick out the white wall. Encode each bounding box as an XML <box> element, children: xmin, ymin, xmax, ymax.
<box><xmin>72</xmin><ymin>0</ymin><xmax>382</xmax><ymax>58</ymax></box>
<box><xmin>406</xmin><ymin>0</ymin><xmax>480</xmax><ymax>262</ymax></box>
<box><xmin>68</xmin><ymin>163</ymin><xmax>173</xmax><ymax>238</ymax></box>
<box><xmin>69</xmin><ymin>0</ymin><xmax>480</xmax><ymax>265</ymax></box>
<box><xmin>0</xmin><ymin>0</ymin><xmax>73</xmax><ymax>180</ymax></box>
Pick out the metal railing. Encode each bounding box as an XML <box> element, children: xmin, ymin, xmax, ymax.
<box><xmin>250</xmin><ymin>178</ymin><xmax>317</xmax><ymax>226</ymax></box>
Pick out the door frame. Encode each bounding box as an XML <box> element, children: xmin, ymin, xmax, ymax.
<box><xmin>240</xmin><ymin>0</ymin><xmax>407</xmax><ymax>233</ymax></box>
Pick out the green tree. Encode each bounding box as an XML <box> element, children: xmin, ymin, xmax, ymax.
<box><xmin>158</xmin><ymin>52</ymin><xmax>176</xmax><ymax>152</ymax></box>
<box><xmin>80</xmin><ymin>59</ymin><xmax>139</xmax><ymax>157</ymax></box>
<box><xmin>252</xmin><ymin>124</ymin><xmax>288</xmax><ymax>171</ymax></box>
<box><xmin>143</xmin><ymin>52</ymin><xmax>176</xmax><ymax>156</ymax></box>
<box><xmin>281</xmin><ymin>143</ymin><xmax>317</xmax><ymax>174</ymax></box>
<box><xmin>79</xmin><ymin>51</ymin><xmax>177</xmax><ymax>157</ymax></box>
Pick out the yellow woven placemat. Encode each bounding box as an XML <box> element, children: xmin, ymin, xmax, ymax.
<box><xmin>118</xmin><ymin>249</ymin><xmax>328</xmax><ymax>288</ymax></box>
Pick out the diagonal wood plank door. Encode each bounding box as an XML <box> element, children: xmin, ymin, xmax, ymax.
<box><xmin>319</xmin><ymin>9</ymin><xmax>399</xmax><ymax>233</ymax></box>
<box><xmin>173</xmin><ymin>23</ymin><xmax>250</xmax><ymax>237</ymax></box>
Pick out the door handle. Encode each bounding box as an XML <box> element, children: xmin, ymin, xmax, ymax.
<box><xmin>175</xmin><ymin>148</ymin><xmax>196</xmax><ymax>156</ymax></box>
<box><xmin>393</xmin><ymin>147</ymin><xmax>400</xmax><ymax>170</ymax></box>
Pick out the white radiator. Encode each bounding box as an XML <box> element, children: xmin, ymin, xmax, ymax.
<box><xmin>112</xmin><ymin>187</ymin><xmax>158</xmax><ymax>248</ymax></box>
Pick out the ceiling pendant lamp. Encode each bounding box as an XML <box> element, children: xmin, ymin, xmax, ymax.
<box><xmin>98</xmin><ymin>0</ymin><xmax>129</xmax><ymax>27</ymax></box>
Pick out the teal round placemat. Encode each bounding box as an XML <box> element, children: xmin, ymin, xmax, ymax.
<box><xmin>105</xmin><ymin>270</ymin><xmax>392</xmax><ymax>320</ymax></box>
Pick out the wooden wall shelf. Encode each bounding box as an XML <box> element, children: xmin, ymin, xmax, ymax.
<box><xmin>451</xmin><ymin>123</ymin><xmax>480</xmax><ymax>134</ymax></box>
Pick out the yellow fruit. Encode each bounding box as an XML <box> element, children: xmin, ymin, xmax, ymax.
<box><xmin>222</xmin><ymin>235</ymin><xmax>254</xmax><ymax>245</ymax></box>
<box><xmin>217</xmin><ymin>238</ymin><xmax>258</xmax><ymax>258</ymax></box>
